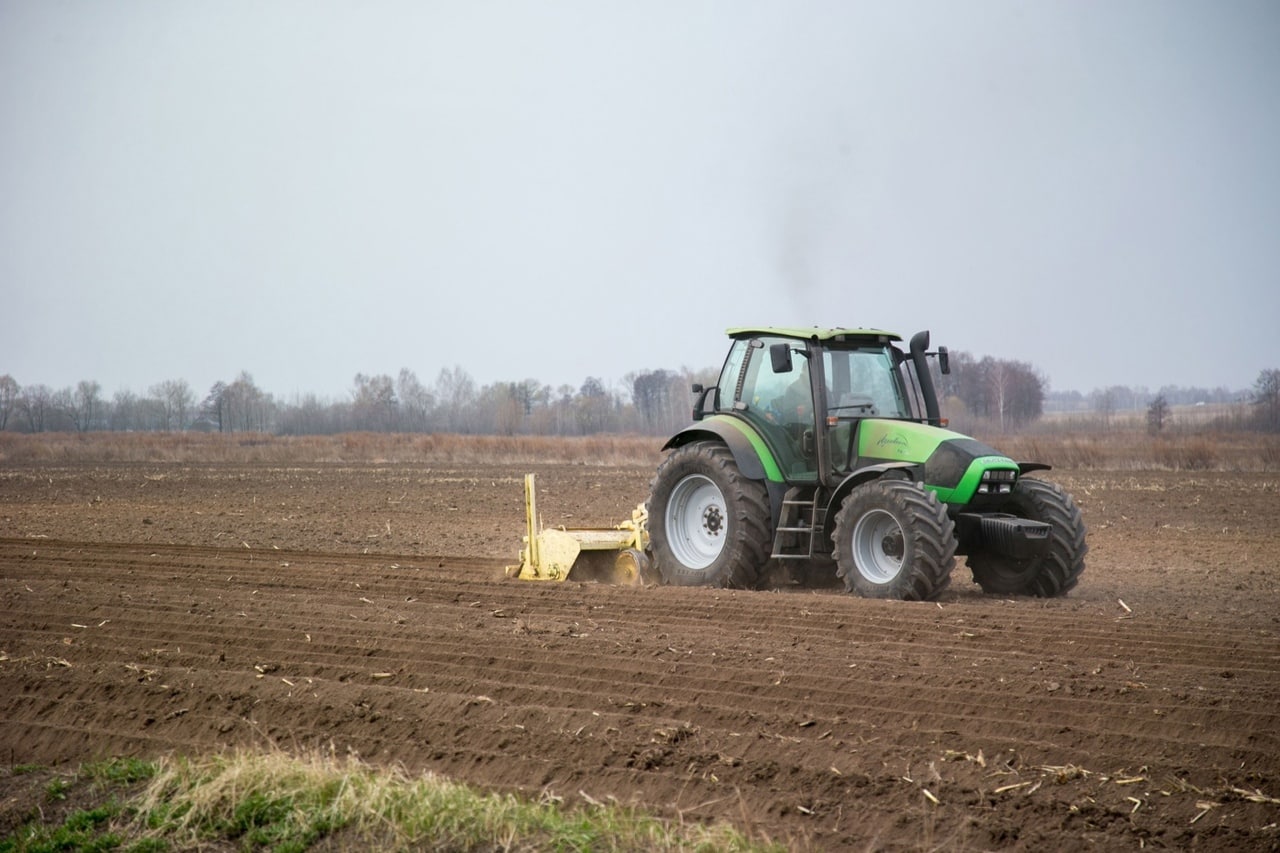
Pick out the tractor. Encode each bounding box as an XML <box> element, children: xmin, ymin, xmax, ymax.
<box><xmin>645</xmin><ymin>327</ymin><xmax>1087</xmax><ymax>600</ymax></box>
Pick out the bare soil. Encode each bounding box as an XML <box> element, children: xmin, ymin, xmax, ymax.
<box><xmin>1</xmin><ymin>461</ymin><xmax>1278</xmax><ymax>850</ymax></box>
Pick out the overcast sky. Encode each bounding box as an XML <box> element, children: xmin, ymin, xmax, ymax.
<box><xmin>3</xmin><ymin>1</ymin><xmax>1278</xmax><ymax>404</ymax></box>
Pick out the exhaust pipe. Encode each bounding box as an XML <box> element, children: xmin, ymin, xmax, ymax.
<box><xmin>909</xmin><ymin>330</ymin><xmax>942</xmax><ymax>426</ymax></box>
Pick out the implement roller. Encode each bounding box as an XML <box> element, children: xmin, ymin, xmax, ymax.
<box><xmin>505</xmin><ymin>473</ymin><xmax>652</xmax><ymax>585</ymax></box>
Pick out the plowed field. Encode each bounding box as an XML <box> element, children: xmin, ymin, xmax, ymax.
<box><xmin>2</xmin><ymin>462</ymin><xmax>1278</xmax><ymax>850</ymax></box>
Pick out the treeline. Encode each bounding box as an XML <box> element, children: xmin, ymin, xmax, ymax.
<box><xmin>1046</xmin><ymin>384</ymin><xmax>1246</xmax><ymax>413</ymax></box>
<box><xmin>1041</xmin><ymin>374</ymin><xmax>1279</xmax><ymax>435</ymax></box>
<box><xmin>935</xmin><ymin>351</ymin><xmax>1046</xmax><ymax>431</ymax></box>
<box><xmin>0</xmin><ymin>367</ymin><xmax>718</xmax><ymax>438</ymax></box>
<box><xmin>2</xmin><ymin>361</ymin><xmax>1275</xmax><ymax>437</ymax></box>
<box><xmin>934</xmin><ymin>354</ymin><xmax>1278</xmax><ymax>435</ymax></box>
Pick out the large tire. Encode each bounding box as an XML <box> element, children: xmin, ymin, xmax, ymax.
<box><xmin>647</xmin><ymin>442</ymin><xmax>771</xmax><ymax>588</ymax></box>
<box><xmin>832</xmin><ymin>479</ymin><xmax>956</xmax><ymax>601</ymax></box>
<box><xmin>967</xmin><ymin>477</ymin><xmax>1087</xmax><ymax>597</ymax></box>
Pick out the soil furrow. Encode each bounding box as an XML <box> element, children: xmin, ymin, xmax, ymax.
<box><xmin>4</xmin><ymin>463</ymin><xmax>1279</xmax><ymax>851</ymax></box>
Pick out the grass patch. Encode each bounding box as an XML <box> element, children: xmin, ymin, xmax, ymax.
<box><xmin>3</xmin><ymin>750</ymin><xmax>777</xmax><ymax>852</ymax></box>
<box><xmin>1</xmin><ymin>757</ymin><xmax>155</xmax><ymax>853</ymax></box>
<box><xmin>8</xmin><ymin>766</ymin><xmax>44</xmax><ymax>777</ymax></box>
<box><xmin>42</xmin><ymin>777</ymin><xmax>71</xmax><ymax>803</ymax></box>
<box><xmin>82</xmin><ymin>759</ymin><xmax>156</xmax><ymax>787</ymax></box>
<box><xmin>2</xmin><ymin>806</ymin><xmax>125</xmax><ymax>853</ymax></box>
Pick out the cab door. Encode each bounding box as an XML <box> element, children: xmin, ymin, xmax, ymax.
<box><xmin>719</xmin><ymin>337</ymin><xmax>818</xmax><ymax>480</ymax></box>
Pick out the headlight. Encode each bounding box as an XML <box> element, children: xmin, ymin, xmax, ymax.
<box><xmin>977</xmin><ymin>468</ymin><xmax>1017</xmax><ymax>494</ymax></box>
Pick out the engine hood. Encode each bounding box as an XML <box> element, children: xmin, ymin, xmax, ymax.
<box><xmin>856</xmin><ymin>419</ymin><xmax>1018</xmax><ymax>501</ymax></box>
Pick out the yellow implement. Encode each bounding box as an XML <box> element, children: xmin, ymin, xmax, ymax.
<box><xmin>506</xmin><ymin>473</ymin><xmax>651</xmax><ymax>585</ymax></box>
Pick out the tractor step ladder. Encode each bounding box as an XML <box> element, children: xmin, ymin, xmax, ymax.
<box><xmin>771</xmin><ymin>487</ymin><xmax>819</xmax><ymax>560</ymax></box>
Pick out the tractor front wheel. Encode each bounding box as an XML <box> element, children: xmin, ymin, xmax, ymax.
<box><xmin>967</xmin><ymin>477</ymin><xmax>1087</xmax><ymax>596</ymax></box>
<box><xmin>833</xmin><ymin>479</ymin><xmax>956</xmax><ymax>600</ymax></box>
<box><xmin>647</xmin><ymin>442</ymin><xmax>771</xmax><ymax>588</ymax></box>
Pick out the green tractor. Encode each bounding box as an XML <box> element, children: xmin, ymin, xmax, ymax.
<box><xmin>646</xmin><ymin>327</ymin><xmax>1087</xmax><ymax>600</ymax></box>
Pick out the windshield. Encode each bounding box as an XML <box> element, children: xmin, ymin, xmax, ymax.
<box><xmin>823</xmin><ymin>347</ymin><xmax>911</xmax><ymax>418</ymax></box>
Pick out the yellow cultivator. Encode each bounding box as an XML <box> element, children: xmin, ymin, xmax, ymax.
<box><xmin>506</xmin><ymin>473</ymin><xmax>651</xmax><ymax>585</ymax></box>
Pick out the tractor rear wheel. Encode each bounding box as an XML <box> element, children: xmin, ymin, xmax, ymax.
<box><xmin>647</xmin><ymin>442</ymin><xmax>771</xmax><ymax>588</ymax></box>
<box><xmin>967</xmin><ymin>477</ymin><xmax>1087</xmax><ymax>596</ymax></box>
<box><xmin>833</xmin><ymin>479</ymin><xmax>956</xmax><ymax>600</ymax></box>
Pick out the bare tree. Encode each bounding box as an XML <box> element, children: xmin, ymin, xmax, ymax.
<box><xmin>576</xmin><ymin>376</ymin><xmax>614</xmax><ymax>433</ymax></box>
<box><xmin>489</xmin><ymin>384</ymin><xmax>524</xmax><ymax>436</ymax></box>
<box><xmin>1006</xmin><ymin>362</ymin><xmax>1045</xmax><ymax>428</ymax></box>
<box><xmin>945</xmin><ymin>353</ymin><xmax>1044</xmax><ymax>431</ymax></box>
<box><xmin>277</xmin><ymin>392</ymin><xmax>347</xmax><ymax>435</ymax></box>
<box><xmin>435</xmin><ymin>365</ymin><xmax>476</xmax><ymax>433</ymax></box>
<box><xmin>202</xmin><ymin>373</ymin><xmax>271</xmax><ymax>433</ymax></box>
<box><xmin>1092</xmin><ymin>387</ymin><xmax>1118</xmax><ymax>429</ymax></box>
<box><xmin>202</xmin><ymin>382</ymin><xmax>229</xmax><ymax>432</ymax></box>
<box><xmin>1253</xmin><ymin>368</ymin><xmax>1280</xmax><ymax>432</ymax></box>
<box><xmin>67</xmin><ymin>380</ymin><xmax>102</xmax><ymax>432</ymax></box>
<box><xmin>631</xmin><ymin>369</ymin><xmax>673</xmax><ymax>431</ymax></box>
<box><xmin>396</xmin><ymin>368</ymin><xmax>434</xmax><ymax>432</ymax></box>
<box><xmin>51</xmin><ymin>387</ymin><xmax>73</xmax><ymax>428</ymax></box>
<box><xmin>351</xmin><ymin>373</ymin><xmax>398</xmax><ymax>431</ymax></box>
<box><xmin>987</xmin><ymin>361</ymin><xmax>1011</xmax><ymax>432</ymax></box>
<box><xmin>151</xmin><ymin>379</ymin><xmax>194</xmax><ymax>431</ymax></box>
<box><xmin>509</xmin><ymin>379</ymin><xmax>546</xmax><ymax>418</ymax></box>
<box><xmin>227</xmin><ymin>372</ymin><xmax>271</xmax><ymax>432</ymax></box>
<box><xmin>227</xmin><ymin>373</ymin><xmax>255</xmax><ymax>432</ymax></box>
<box><xmin>0</xmin><ymin>374</ymin><xmax>17</xmax><ymax>431</ymax></box>
<box><xmin>1147</xmin><ymin>393</ymin><xmax>1170</xmax><ymax>435</ymax></box>
<box><xmin>631</xmin><ymin>368</ymin><xmax>697</xmax><ymax>434</ymax></box>
<box><xmin>150</xmin><ymin>382</ymin><xmax>174</xmax><ymax>431</ymax></box>
<box><xmin>17</xmin><ymin>384</ymin><xmax>53</xmax><ymax>432</ymax></box>
<box><xmin>551</xmin><ymin>384</ymin><xmax>575</xmax><ymax>435</ymax></box>
<box><xmin>111</xmin><ymin>389</ymin><xmax>140</xmax><ymax>431</ymax></box>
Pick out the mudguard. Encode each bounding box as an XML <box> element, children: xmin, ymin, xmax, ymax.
<box><xmin>662</xmin><ymin>416</ymin><xmax>789</xmax><ymax>521</ymax></box>
<box><xmin>662</xmin><ymin>415</ymin><xmax>783</xmax><ymax>483</ymax></box>
<box><xmin>823</xmin><ymin>462</ymin><xmax>921</xmax><ymax>537</ymax></box>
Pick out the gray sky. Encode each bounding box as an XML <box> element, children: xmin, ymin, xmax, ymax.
<box><xmin>3</xmin><ymin>1</ymin><xmax>1278</xmax><ymax>403</ymax></box>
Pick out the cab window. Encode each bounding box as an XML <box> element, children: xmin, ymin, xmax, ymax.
<box><xmin>739</xmin><ymin>337</ymin><xmax>816</xmax><ymax>477</ymax></box>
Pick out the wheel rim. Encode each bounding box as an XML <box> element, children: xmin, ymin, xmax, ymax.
<box><xmin>665</xmin><ymin>474</ymin><xmax>728</xmax><ymax>570</ymax></box>
<box><xmin>851</xmin><ymin>508</ymin><xmax>905</xmax><ymax>584</ymax></box>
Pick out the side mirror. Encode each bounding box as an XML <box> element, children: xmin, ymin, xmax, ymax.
<box><xmin>937</xmin><ymin>346</ymin><xmax>950</xmax><ymax>375</ymax></box>
<box><xmin>770</xmin><ymin>342</ymin><xmax>794</xmax><ymax>374</ymax></box>
<box><xmin>691</xmin><ymin>384</ymin><xmax>716</xmax><ymax>421</ymax></box>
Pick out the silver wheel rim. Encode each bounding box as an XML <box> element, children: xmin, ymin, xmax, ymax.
<box><xmin>665</xmin><ymin>474</ymin><xmax>727</xmax><ymax>570</ymax></box>
<box><xmin>852</xmin><ymin>508</ymin><xmax>905</xmax><ymax>584</ymax></box>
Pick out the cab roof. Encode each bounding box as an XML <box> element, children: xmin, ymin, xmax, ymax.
<box><xmin>725</xmin><ymin>327</ymin><xmax>903</xmax><ymax>344</ymax></box>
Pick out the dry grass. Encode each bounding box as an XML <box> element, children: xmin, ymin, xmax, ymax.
<box><xmin>1</xmin><ymin>428</ymin><xmax>1275</xmax><ymax>472</ymax></box>
<box><xmin>0</xmin><ymin>431</ymin><xmax>665</xmax><ymax>467</ymax></box>
<box><xmin>988</xmin><ymin>431</ymin><xmax>1278</xmax><ymax>472</ymax></box>
<box><xmin>129</xmin><ymin>749</ymin><xmax>774</xmax><ymax>851</ymax></box>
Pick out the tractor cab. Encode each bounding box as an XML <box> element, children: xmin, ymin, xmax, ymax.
<box><xmin>697</xmin><ymin>328</ymin><xmax>947</xmax><ymax>486</ymax></box>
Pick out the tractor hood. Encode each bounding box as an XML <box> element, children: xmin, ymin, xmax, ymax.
<box><xmin>856</xmin><ymin>419</ymin><xmax>1019</xmax><ymax>504</ymax></box>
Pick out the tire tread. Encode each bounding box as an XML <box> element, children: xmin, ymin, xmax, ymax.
<box><xmin>648</xmin><ymin>442</ymin><xmax>771</xmax><ymax>589</ymax></box>
<box><xmin>832</xmin><ymin>479</ymin><xmax>957</xmax><ymax>601</ymax></box>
